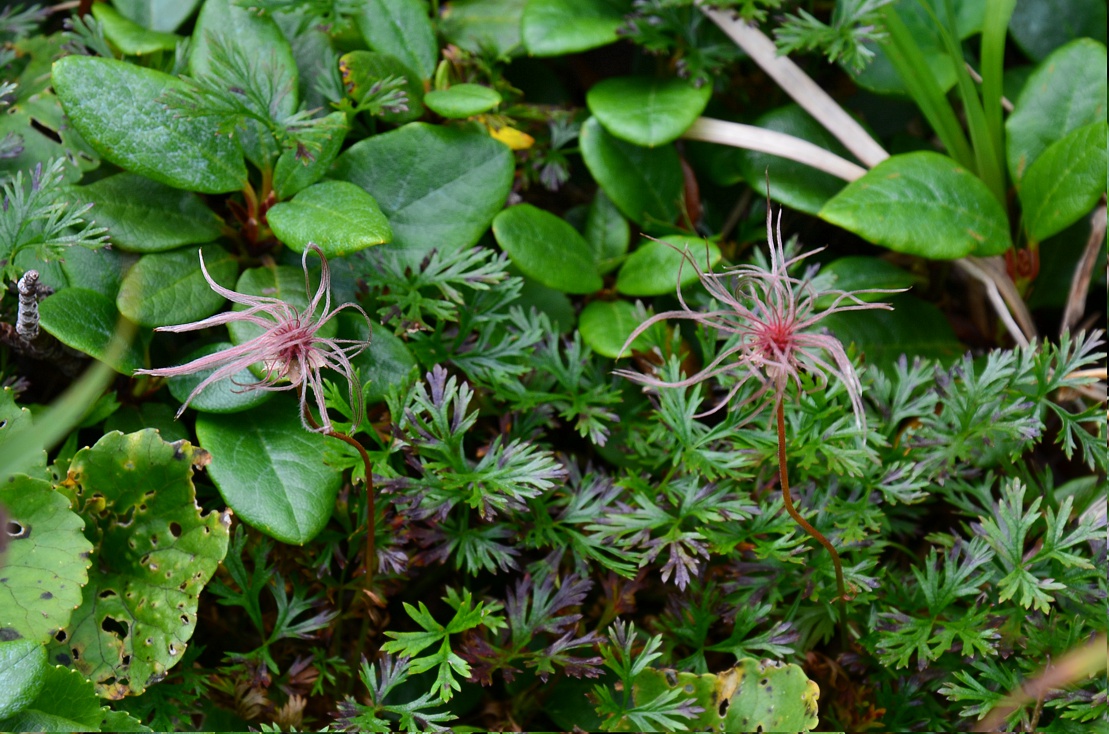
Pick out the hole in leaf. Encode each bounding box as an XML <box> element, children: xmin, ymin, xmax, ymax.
<box><xmin>72</xmin><ymin>647</ymin><xmax>80</xmax><ymax>660</ymax></box>
<box><xmin>6</xmin><ymin>521</ymin><xmax>27</xmax><ymax>538</ymax></box>
<box><xmin>150</xmin><ymin>534</ymin><xmax>158</xmax><ymax>546</ymax></box>
<box><xmin>55</xmin><ymin>629</ymin><xmax>68</xmax><ymax>643</ymax></box>
<box><xmin>0</xmin><ymin>419</ymin><xmax>6</xmax><ymax>428</ymax></box>
<box><xmin>56</xmin><ymin>652</ymin><xmax>71</xmax><ymax>665</ymax></box>
<box><xmin>169</xmin><ymin>522</ymin><xmax>182</xmax><ymax>538</ymax></box>
<box><xmin>117</xmin><ymin>506</ymin><xmax>135</xmax><ymax>527</ymax></box>
<box><xmin>101</xmin><ymin>617</ymin><xmax>128</xmax><ymax>639</ymax></box>
<box><xmin>99</xmin><ymin>589</ymin><xmax>117</xmax><ymax>599</ymax></box>
<box><xmin>718</xmin><ymin>699</ymin><xmax>729</xmax><ymax>717</ymax></box>
<box><xmin>122</xmin><ymin>654</ymin><xmax>131</xmax><ymax>665</ymax></box>
<box><xmin>40</xmin><ymin>591</ymin><xmax>52</xmax><ymax>599</ymax></box>
<box><xmin>180</xmin><ymin>615</ymin><xmax>189</xmax><ymax>625</ymax></box>
<box><xmin>168</xmin><ymin>644</ymin><xmax>178</xmax><ymax>656</ymax></box>
<box><xmin>29</xmin><ymin>117</ymin><xmax>62</xmax><ymax>144</ymax></box>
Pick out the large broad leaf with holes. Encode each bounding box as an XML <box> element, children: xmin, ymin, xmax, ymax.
<box><xmin>0</xmin><ymin>475</ymin><xmax>92</xmax><ymax>646</ymax></box>
<box><xmin>49</xmin><ymin>430</ymin><xmax>230</xmax><ymax>699</ymax></box>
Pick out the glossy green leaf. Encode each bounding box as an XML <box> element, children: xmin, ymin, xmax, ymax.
<box><xmin>166</xmin><ymin>341</ymin><xmax>274</xmax><ymax>414</ymax></box>
<box><xmin>580</xmin><ymin>116</ymin><xmax>683</xmax><ymax>226</ymax></box>
<box><xmin>0</xmin><ymin>387</ymin><xmax>47</xmax><ymax>478</ymax></box>
<box><xmin>822</xmin><ymin>293</ymin><xmax>963</xmax><ymax>369</ymax></box>
<box><xmin>522</xmin><ymin>0</ymin><xmax>627</xmax><ymax>56</ymax></box>
<box><xmin>493</xmin><ymin>204</ymin><xmax>602</xmax><ymax>294</ymax></box>
<box><xmin>267</xmin><ymin>180</ymin><xmax>393</xmax><ymax>257</ymax></box>
<box><xmin>272</xmin><ymin>112</ymin><xmax>350</xmax><ymax>199</ymax></box>
<box><xmin>440</xmin><ymin>0</ymin><xmax>524</xmax><ymax>57</ymax></box>
<box><xmin>584</xmin><ymin>188</ymin><xmax>630</xmax><ymax>274</ymax></box>
<box><xmin>333</xmin><ymin>123</ymin><xmax>514</xmax><ymax>259</ymax></box>
<box><xmin>196</xmin><ymin>398</ymin><xmax>343</xmax><ymax>544</ymax></box>
<box><xmin>1009</xmin><ymin>0</ymin><xmax>1107</xmax><ymax>61</ymax></box>
<box><xmin>53</xmin><ymin>430</ymin><xmax>229</xmax><ymax>698</ymax></box>
<box><xmin>57</xmin><ymin>246</ymin><xmax>127</xmax><ymax>298</ymax></box>
<box><xmin>587</xmin><ymin>76</ymin><xmax>712</xmax><ymax>147</ymax></box>
<box><xmin>616</xmin><ymin>236</ymin><xmax>721</xmax><ymax>297</ymax></box>
<box><xmin>0</xmin><ymin>475</ymin><xmax>92</xmax><ymax>645</ymax></box>
<box><xmin>75</xmin><ymin>173</ymin><xmax>224</xmax><ymax>253</ymax></box>
<box><xmin>736</xmin><ymin>104</ymin><xmax>854</xmax><ymax>215</ymax></box>
<box><xmin>341</xmin><ymin>315</ymin><xmax>417</xmax><ymax>404</ymax></box>
<box><xmin>92</xmin><ymin>4</ymin><xmax>181</xmax><ymax>55</ymax></box>
<box><xmin>114</xmin><ymin>0</ymin><xmax>202</xmax><ymax>32</ymax></box>
<box><xmin>116</xmin><ymin>244</ymin><xmax>238</xmax><ymax>328</ymax></box>
<box><xmin>38</xmin><ymin>288</ymin><xmax>144</xmax><ymax>374</ymax></box>
<box><xmin>816</xmin><ymin>257</ymin><xmax>919</xmax><ymax>309</ymax></box>
<box><xmin>849</xmin><ymin>0</ymin><xmax>957</xmax><ymax>96</ymax></box>
<box><xmin>0</xmin><ymin>664</ymin><xmax>104</xmax><ymax>732</ymax></box>
<box><xmin>579</xmin><ymin>300</ymin><xmax>660</xmax><ymax>359</ymax></box>
<box><xmin>1006</xmin><ymin>39</ymin><xmax>1107</xmax><ymax>182</ymax></box>
<box><xmin>0</xmin><ymin>639</ymin><xmax>46</xmax><ymax>720</ymax></box>
<box><xmin>355</xmin><ymin>0</ymin><xmax>438</xmax><ymax>79</ymax></box>
<box><xmin>424</xmin><ymin>84</ymin><xmax>502</xmax><ymax>118</ymax></box>
<box><xmin>51</xmin><ymin>56</ymin><xmax>246</xmax><ymax>194</ymax></box>
<box><xmin>819</xmin><ymin>151</ymin><xmax>1013</xmax><ymax>258</ymax></box>
<box><xmin>338</xmin><ymin>50</ymin><xmax>424</xmax><ymax>126</ymax></box>
<box><xmin>1020</xmin><ymin>122</ymin><xmax>1107</xmax><ymax>243</ymax></box>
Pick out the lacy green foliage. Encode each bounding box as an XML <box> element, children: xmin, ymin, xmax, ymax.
<box><xmin>335</xmin><ymin>654</ymin><xmax>454</xmax><ymax>732</ymax></box>
<box><xmin>0</xmin><ymin>159</ymin><xmax>108</xmax><ymax>282</ymax></box>
<box><xmin>774</xmin><ymin>0</ymin><xmax>891</xmax><ymax>72</ymax></box>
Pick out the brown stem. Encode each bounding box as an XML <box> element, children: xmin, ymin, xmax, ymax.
<box><xmin>776</xmin><ymin>401</ymin><xmax>848</xmax><ymax>637</ymax></box>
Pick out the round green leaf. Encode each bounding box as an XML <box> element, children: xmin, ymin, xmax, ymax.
<box><xmin>0</xmin><ymin>664</ymin><xmax>104</xmax><ymax>732</ymax></box>
<box><xmin>439</xmin><ymin>0</ymin><xmax>523</xmax><ymax>58</ymax></box>
<box><xmin>55</xmin><ymin>430</ymin><xmax>230</xmax><ymax>698</ymax></box>
<box><xmin>1020</xmin><ymin>121</ymin><xmax>1107</xmax><ymax>243</ymax></box>
<box><xmin>74</xmin><ymin>173</ymin><xmax>224</xmax><ymax>253</ymax></box>
<box><xmin>344</xmin><ymin>316</ymin><xmax>418</xmax><ymax>404</ymax></box>
<box><xmin>267</xmin><ymin>180</ymin><xmax>392</xmax><ymax>257</ymax></box>
<box><xmin>196</xmin><ymin>399</ymin><xmax>343</xmax><ymax>545</ymax></box>
<box><xmin>736</xmin><ymin>104</ymin><xmax>855</xmax><ymax>215</ymax></box>
<box><xmin>819</xmin><ymin>151</ymin><xmax>1013</xmax><ymax>258</ymax></box>
<box><xmin>492</xmin><ymin>204</ymin><xmax>602</xmax><ymax>294</ymax></box>
<box><xmin>616</xmin><ymin>236</ymin><xmax>721</xmax><ymax>297</ymax></box>
<box><xmin>1010</xmin><ymin>0</ymin><xmax>1107</xmax><ymax>61</ymax></box>
<box><xmin>0</xmin><ymin>476</ymin><xmax>92</xmax><ymax>645</ymax></box>
<box><xmin>587</xmin><ymin>76</ymin><xmax>711</xmax><ymax>147</ymax></box>
<box><xmin>116</xmin><ymin>244</ymin><xmax>237</xmax><ymax>328</ymax></box>
<box><xmin>92</xmin><ymin>4</ymin><xmax>181</xmax><ymax>55</ymax></box>
<box><xmin>424</xmin><ymin>84</ymin><xmax>502</xmax><ymax>118</ymax></box>
<box><xmin>333</xmin><ymin>123</ymin><xmax>514</xmax><ymax>259</ymax></box>
<box><xmin>58</xmin><ymin>246</ymin><xmax>128</xmax><ymax>298</ymax></box>
<box><xmin>355</xmin><ymin>0</ymin><xmax>438</xmax><ymax>79</ymax></box>
<box><xmin>719</xmin><ymin>659</ymin><xmax>819</xmax><ymax>732</ymax></box>
<box><xmin>38</xmin><ymin>288</ymin><xmax>144</xmax><ymax>374</ymax></box>
<box><xmin>584</xmin><ymin>188</ymin><xmax>630</xmax><ymax>274</ymax></box>
<box><xmin>1006</xmin><ymin>39</ymin><xmax>1108</xmax><ymax>182</ymax></box>
<box><xmin>272</xmin><ymin>112</ymin><xmax>350</xmax><ymax>199</ymax></box>
<box><xmin>0</xmin><ymin>639</ymin><xmax>46</xmax><ymax>719</ymax></box>
<box><xmin>821</xmin><ymin>293</ymin><xmax>963</xmax><ymax>369</ymax></box>
<box><xmin>579</xmin><ymin>300</ymin><xmax>660</xmax><ymax>359</ymax></box>
<box><xmin>51</xmin><ymin>56</ymin><xmax>246</xmax><ymax>194</ymax></box>
<box><xmin>580</xmin><ymin>116</ymin><xmax>683</xmax><ymax>226</ymax></box>
<box><xmin>522</xmin><ymin>0</ymin><xmax>626</xmax><ymax>56</ymax></box>
<box><xmin>113</xmin><ymin>0</ymin><xmax>201</xmax><ymax>32</ymax></box>
<box><xmin>165</xmin><ymin>341</ymin><xmax>274</xmax><ymax>414</ymax></box>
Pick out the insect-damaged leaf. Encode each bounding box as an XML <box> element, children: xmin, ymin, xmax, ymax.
<box><xmin>50</xmin><ymin>430</ymin><xmax>229</xmax><ymax>698</ymax></box>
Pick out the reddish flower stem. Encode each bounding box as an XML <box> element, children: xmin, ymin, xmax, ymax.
<box><xmin>776</xmin><ymin>401</ymin><xmax>848</xmax><ymax>636</ymax></box>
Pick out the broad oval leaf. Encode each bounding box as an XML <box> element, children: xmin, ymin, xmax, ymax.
<box><xmin>51</xmin><ymin>56</ymin><xmax>246</xmax><ymax>194</ymax></box>
<box><xmin>92</xmin><ymin>4</ymin><xmax>181</xmax><ymax>55</ymax></box>
<box><xmin>492</xmin><ymin>204</ymin><xmax>602</xmax><ymax>294</ymax></box>
<box><xmin>579</xmin><ymin>300</ymin><xmax>661</xmax><ymax>359</ymax></box>
<box><xmin>226</xmin><ymin>264</ymin><xmax>340</xmax><ymax>356</ymax></box>
<box><xmin>1020</xmin><ymin>121</ymin><xmax>1107</xmax><ymax>243</ymax></box>
<box><xmin>355</xmin><ymin>0</ymin><xmax>438</xmax><ymax>79</ymax></box>
<box><xmin>821</xmin><ymin>293</ymin><xmax>963</xmax><ymax>369</ymax></box>
<box><xmin>424</xmin><ymin>84</ymin><xmax>502</xmax><ymax>118</ymax></box>
<box><xmin>815</xmin><ymin>256</ymin><xmax>919</xmax><ymax>309</ymax></box>
<box><xmin>333</xmin><ymin>123</ymin><xmax>514</xmax><ymax>259</ymax></box>
<box><xmin>116</xmin><ymin>244</ymin><xmax>238</xmax><ymax>328</ymax></box>
<box><xmin>196</xmin><ymin>398</ymin><xmax>343</xmax><ymax>544</ymax></box>
<box><xmin>166</xmin><ymin>341</ymin><xmax>273</xmax><ymax>414</ymax></box>
<box><xmin>38</xmin><ymin>288</ymin><xmax>144</xmax><ymax>374</ymax></box>
<box><xmin>55</xmin><ymin>430</ymin><xmax>229</xmax><ymax>698</ymax></box>
<box><xmin>0</xmin><ymin>639</ymin><xmax>46</xmax><ymax>720</ymax></box>
<box><xmin>439</xmin><ymin>0</ymin><xmax>523</xmax><ymax>58</ymax></box>
<box><xmin>819</xmin><ymin>151</ymin><xmax>1012</xmax><ymax>258</ymax></box>
<box><xmin>113</xmin><ymin>0</ymin><xmax>201</xmax><ymax>32</ymax></box>
<box><xmin>0</xmin><ymin>476</ymin><xmax>92</xmax><ymax>645</ymax></box>
<box><xmin>1009</xmin><ymin>0</ymin><xmax>1107</xmax><ymax>61</ymax></box>
<box><xmin>75</xmin><ymin>173</ymin><xmax>224</xmax><ymax>253</ymax></box>
<box><xmin>580</xmin><ymin>116</ymin><xmax>683</xmax><ymax>226</ymax></box>
<box><xmin>0</xmin><ymin>665</ymin><xmax>107</xmax><ymax>732</ymax></box>
<box><xmin>267</xmin><ymin>180</ymin><xmax>392</xmax><ymax>257</ymax></box>
<box><xmin>522</xmin><ymin>0</ymin><xmax>626</xmax><ymax>56</ymax></box>
<box><xmin>584</xmin><ymin>188</ymin><xmax>630</xmax><ymax>275</ymax></box>
<box><xmin>587</xmin><ymin>76</ymin><xmax>712</xmax><ymax>147</ymax></box>
<box><xmin>736</xmin><ymin>104</ymin><xmax>855</xmax><ymax>215</ymax></box>
<box><xmin>616</xmin><ymin>236</ymin><xmax>721</xmax><ymax>297</ymax></box>
<box><xmin>1006</xmin><ymin>39</ymin><xmax>1107</xmax><ymax>182</ymax></box>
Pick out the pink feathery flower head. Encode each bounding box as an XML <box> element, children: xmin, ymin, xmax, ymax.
<box><xmin>135</xmin><ymin>243</ymin><xmax>371</xmax><ymax>434</ymax></box>
<box><xmin>616</xmin><ymin>205</ymin><xmax>902</xmax><ymax>431</ymax></box>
